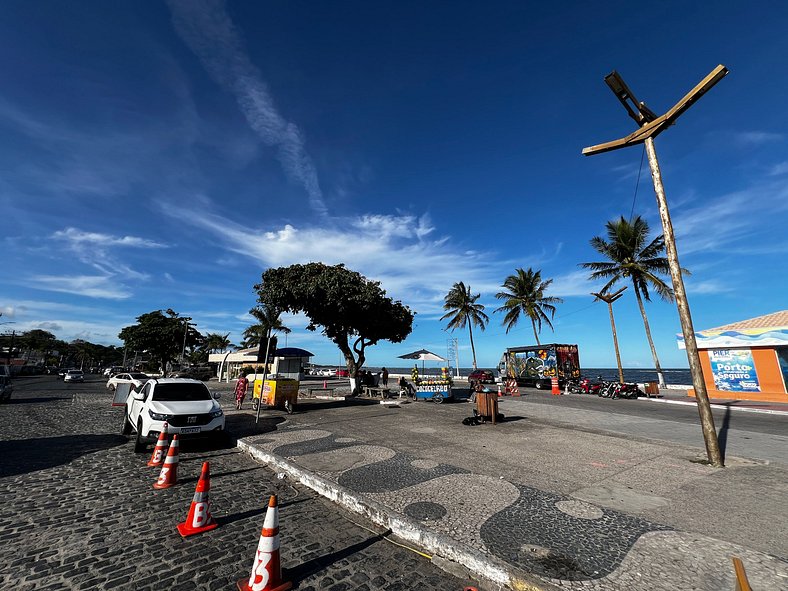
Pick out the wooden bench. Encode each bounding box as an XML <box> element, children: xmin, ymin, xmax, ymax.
<box><xmin>362</xmin><ymin>386</ymin><xmax>391</xmax><ymax>398</ymax></box>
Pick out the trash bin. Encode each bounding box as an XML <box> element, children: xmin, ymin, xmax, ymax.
<box><xmin>475</xmin><ymin>391</ymin><xmax>500</xmax><ymax>424</ymax></box>
<box><xmin>645</xmin><ymin>382</ymin><xmax>659</xmax><ymax>397</ymax></box>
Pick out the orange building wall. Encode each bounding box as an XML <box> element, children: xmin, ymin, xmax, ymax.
<box><xmin>689</xmin><ymin>347</ymin><xmax>788</xmax><ymax>402</ymax></box>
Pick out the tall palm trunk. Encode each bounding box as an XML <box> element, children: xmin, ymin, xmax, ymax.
<box><xmin>467</xmin><ymin>324</ymin><xmax>477</xmax><ymax>369</ymax></box>
<box><xmin>633</xmin><ymin>284</ymin><xmax>666</xmax><ymax>388</ymax></box>
<box><xmin>531</xmin><ymin>319</ymin><xmax>541</xmax><ymax>345</ymax></box>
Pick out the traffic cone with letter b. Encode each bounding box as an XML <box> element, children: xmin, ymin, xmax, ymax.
<box><xmin>237</xmin><ymin>495</ymin><xmax>292</xmax><ymax>591</ymax></box>
<box><xmin>153</xmin><ymin>434</ymin><xmax>179</xmax><ymax>489</ymax></box>
<box><xmin>177</xmin><ymin>461</ymin><xmax>218</xmax><ymax>537</ymax></box>
<box><xmin>147</xmin><ymin>422</ymin><xmax>169</xmax><ymax>467</ymax></box>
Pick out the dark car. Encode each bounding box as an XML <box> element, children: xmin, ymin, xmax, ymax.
<box><xmin>468</xmin><ymin>369</ymin><xmax>495</xmax><ymax>384</ymax></box>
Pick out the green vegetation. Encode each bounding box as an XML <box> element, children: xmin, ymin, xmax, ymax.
<box><xmin>495</xmin><ymin>268</ymin><xmax>563</xmax><ymax>345</ymax></box>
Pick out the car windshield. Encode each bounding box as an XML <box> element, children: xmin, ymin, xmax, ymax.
<box><xmin>129</xmin><ymin>373</ymin><xmax>148</xmax><ymax>379</ymax></box>
<box><xmin>153</xmin><ymin>383</ymin><xmax>211</xmax><ymax>402</ymax></box>
<box><xmin>68</xmin><ymin>371</ymin><xmax>82</xmax><ymax>375</ymax></box>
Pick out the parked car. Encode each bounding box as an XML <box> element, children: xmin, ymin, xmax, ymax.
<box><xmin>57</xmin><ymin>368</ymin><xmax>72</xmax><ymax>380</ymax></box>
<box><xmin>320</xmin><ymin>368</ymin><xmax>337</xmax><ymax>377</ymax></box>
<box><xmin>468</xmin><ymin>369</ymin><xmax>495</xmax><ymax>384</ymax></box>
<box><xmin>103</xmin><ymin>366</ymin><xmax>126</xmax><ymax>377</ymax></box>
<box><xmin>64</xmin><ymin>370</ymin><xmax>84</xmax><ymax>383</ymax></box>
<box><xmin>106</xmin><ymin>372</ymin><xmax>149</xmax><ymax>392</ymax></box>
<box><xmin>336</xmin><ymin>368</ymin><xmax>349</xmax><ymax>377</ymax></box>
<box><xmin>168</xmin><ymin>366</ymin><xmax>214</xmax><ymax>381</ymax></box>
<box><xmin>121</xmin><ymin>378</ymin><xmax>225</xmax><ymax>452</ymax></box>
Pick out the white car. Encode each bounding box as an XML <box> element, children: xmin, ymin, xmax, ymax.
<box><xmin>320</xmin><ymin>368</ymin><xmax>337</xmax><ymax>377</ymax></box>
<box><xmin>64</xmin><ymin>370</ymin><xmax>84</xmax><ymax>383</ymax></box>
<box><xmin>106</xmin><ymin>372</ymin><xmax>149</xmax><ymax>392</ymax></box>
<box><xmin>121</xmin><ymin>378</ymin><xmax>225</xmax><ymax>452</ymax></box>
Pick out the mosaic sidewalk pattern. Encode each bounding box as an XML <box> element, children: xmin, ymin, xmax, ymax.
<box><xmin>243</xmin><ymin>426</ymin><xmax>788</xmax><ymax>590</ymax></box>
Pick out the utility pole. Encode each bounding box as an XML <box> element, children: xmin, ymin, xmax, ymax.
<box><xmin>583</xmin><ymin>65</ymin><xmax>727</xmax><ymax>467</ymax></box>
<box><xmin>592</xmin><ymin>287</ymin><xmax>627</xmax><ymax>383</ymax></box>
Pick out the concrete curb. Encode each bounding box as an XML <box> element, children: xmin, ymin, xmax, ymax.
<box><xmin>236</xmin><ymin>437</ymin><xmax>557</xmax><ymax>591</ymax></box>
<box><xmin>637</xmin><ymin>396</ymin><xmax>788</xmax><ymax>416</ymax></box>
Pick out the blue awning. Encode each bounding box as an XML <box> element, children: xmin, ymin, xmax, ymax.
<box><xmin>273</xmin><ymin>347</ymin><xmax>314</xmax><ymax>358</ymax></box>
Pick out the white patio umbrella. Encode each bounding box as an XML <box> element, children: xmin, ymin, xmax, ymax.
<box><xmin>397</xmin><ymin>349</ymin><xmax>447</xmax><ymax>375</ymax></box>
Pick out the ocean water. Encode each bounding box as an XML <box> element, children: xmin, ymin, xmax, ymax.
<box><xmin>373</xmin><ymin>366</ymin><xmax>692</xmax><ymax>385</ymax></box>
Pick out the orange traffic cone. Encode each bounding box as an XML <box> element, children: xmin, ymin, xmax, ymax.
<box><xmin>153</xmin><ymin>434</ymin><xmax>179</xmax><ymax>489</ymax></box>
<box><xmin>177</xmin><ymin>462</ymin><xmax>218</xmax><ymax>537</ymax></box>
<box><xmin>497</xmin><ymin>384</ymin><xmax>502</xmax><ymax>397</ymax></box>
<box><xmin>147</xmin><ymin>422</ymin><xmax>169</xmax><ymax>467</ymax></box>
<box><xmin>237</xmin><ymin>495</ymin><xmax>292</xmax><ymax>591</ymax></box>
<box><xmin>551</xmin><ymin>377</ymin><xmax>560</xmax><ymax>395</ymax></box>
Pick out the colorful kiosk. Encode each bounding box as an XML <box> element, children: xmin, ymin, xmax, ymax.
<box><xmin>677</xmin><ymin>310</ymin><xmax>788</xmax><ymax>403</ymax></box>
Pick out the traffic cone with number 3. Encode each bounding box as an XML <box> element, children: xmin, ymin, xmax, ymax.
<box><xmin>237</xmin><ymin>495</ymin><xmax>292</xmax><ymax>591</ymax></box>
<box><xmin>177</xmin><ymin>461</ymin><xmax>218</xmax><ymax>537</ymax></box>
<box><xmin>147</xmin><ymin>422</ymin><xmax>169</xmax><ymax>467</ymax></box>
<box><xmin>153</xmin><ymin>434</ymin><xmax>179</xmax><ymax>489</ymax></box>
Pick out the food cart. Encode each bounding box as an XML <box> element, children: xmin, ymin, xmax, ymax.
<box><xmin>413</xmin><ymin>367</ymin><xmax>454</xmax><ymax>404</ymax></box>
<box><xmin>252</xmin><ymin>378</ymin><xmax>298</xmax><ymax>414</ymax></box>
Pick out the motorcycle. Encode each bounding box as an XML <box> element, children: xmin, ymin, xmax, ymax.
<box><xmin>568</xmin><ymin>376</ymin><xmax>602</xmax><ymax>395</ymax></box>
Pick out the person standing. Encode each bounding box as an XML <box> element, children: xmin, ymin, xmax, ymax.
<box><xmin>381</xmin><ymin>367</ymin><xmax>389</xmax><ymax>387</ymax></box>
<box><xmin>235</xmin><ymin>374</ymin><xmax>249</xmax><ymax>410</ymax></box>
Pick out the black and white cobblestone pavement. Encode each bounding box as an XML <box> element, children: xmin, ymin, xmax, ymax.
<box><xmin>232</xmin><ymin>382</ymin><xmax>788</xmax><ymax>591</ymax></box>
<box><xmin>0</xmin><ymin>377</ymin><xmax>481</xmax><ymax>590</ymax></box>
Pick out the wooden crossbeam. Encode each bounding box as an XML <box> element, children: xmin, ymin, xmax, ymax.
<box><xmin>582</xmin><ymin>65</ymin><xmax>729</xmax><ymax>156</ymax></box>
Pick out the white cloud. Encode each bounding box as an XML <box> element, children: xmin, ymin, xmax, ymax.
<box><xmin>167</xmin><ymin>0</ymin><xmax>327</xmax><ymax>215</ymax></box>
<box><xmin>769</xmin><ymin>161</ymin><xmax>788</xmax><ymax>176</ymax></box>
<box><xmin>28</xmin><ymin>275</ymin><xmax>132</xmax><ymax>300</ymax></box>
<box><xmin>52</xmin><ymin>227</ymin><xmax>165</xmax><ymax>249</ymax></box>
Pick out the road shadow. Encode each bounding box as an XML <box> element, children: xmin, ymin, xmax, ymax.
<box><xmin>717</xmin><ymin>405</ymin><xmax>732</xmax><ymax>462</ymax></box>
<box><xmin>4</xmin><ymin>396</ymin><xmax>72</xmax><ymax>404</ymax></box>
<box><xmin>225</xmin><ymin>414</ymin><xmax>287</xmax><ymax>442</ymax></box>
<box><xmin>285</xmin><ymin>532</ymin><xmax>386</xmax><ymax>583</ymax></box>
<box><xmin>0</xmin><ymin>434</ymin><xmax>127</xmax><ymax>478</ymax></box>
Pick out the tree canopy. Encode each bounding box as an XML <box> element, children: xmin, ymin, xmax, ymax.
<box><xmin>495</xmin><ymin>267</ymin><xmax>563</xmax><ymax>345</ymax></box>
<box><xmin>118</xmin><ymin>310</ymin><xmax>203</xmax><ymax>373</ymax></box>
<box><xmin>254</xmin><ymin>263</ymin><xmax>414</xmax><ymax>381</ymax></box>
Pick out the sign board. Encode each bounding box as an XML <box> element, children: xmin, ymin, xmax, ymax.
<box><xmin>708</xmin><ymin>349</ymin><xmax>760</xmax><ymax>392</ymax></box>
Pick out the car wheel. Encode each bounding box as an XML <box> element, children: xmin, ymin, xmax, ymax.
<box><xmin>534</xmin><ymin>381</ymin><xmax>543</xmax><ymax>390</ymax></box>
<box><xmin>121</xmin><ymin>408</ymin><xmax>132</xmax><ymax>436</ymax></box>
<box><xmin>432</xmin><ymin>393</ymin><xmax>444</xmax><ymax>404</ymax></box>
<box><xmin>133</xmin><ymin>419</ymin><xmax>147</xmax><ymax>453</ymax></box>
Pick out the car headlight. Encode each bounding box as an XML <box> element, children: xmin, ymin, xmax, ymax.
<box><xmin>149</xmin><ymin>410</ymin><xmax>174</xmax><ymax>421</ymax></box>
<box><xmin>210</xmin><ymin>408</ymin><xmax>224</xmax><ymax>418</ymax></box>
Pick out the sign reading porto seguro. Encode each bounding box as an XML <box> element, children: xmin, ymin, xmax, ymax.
<box><xmin>709</xmin><ymin>349</ymin><xmax>760</xmax><ymax>392</ymax></box>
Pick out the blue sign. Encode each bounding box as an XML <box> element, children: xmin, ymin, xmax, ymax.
<box><xmin>708</xmin><ymin>349</ymin><xmax>760</xmax><ymax>392</ymax></box>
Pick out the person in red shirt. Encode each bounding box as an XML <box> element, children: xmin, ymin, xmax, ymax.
<box><xmin>235</xmin><ymin>375</ymin><xmax>249</xmax><ymax>410</ymax></box>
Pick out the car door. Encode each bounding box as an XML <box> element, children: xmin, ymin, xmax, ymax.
<box><xmin>129</xmin><ymin>381</ymin><xmax>151</xmax><ymax>424</ymax></box>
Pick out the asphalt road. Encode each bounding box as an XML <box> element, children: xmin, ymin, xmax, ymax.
<box><xmin>0</xmin><ymin>376</ymin><xmax>476</xmax><ymax>591</ymax></box>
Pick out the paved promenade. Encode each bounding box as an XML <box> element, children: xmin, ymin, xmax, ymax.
<box><xmin>234</xmin><ymin>385</ymin><xmax>788</xmax><ymax>590</ymax></box>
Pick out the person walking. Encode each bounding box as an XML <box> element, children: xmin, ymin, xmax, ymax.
<box><xmin>235</xmin><ymin>374</ymin><xmax>249</xmax><ymax>410</ymax></box>
<box><xmin>381</xmin><ymin>367</ymin><xmax>389</xmax><ymax>387</ymax></box>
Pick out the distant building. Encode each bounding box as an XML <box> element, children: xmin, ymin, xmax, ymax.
<box><xmin>677</xmin><ymin>310</ymin><xmax>788</xmax><ymax>402</ymax></box>
<box><xmin>208</xmin><ymin>347</ymin><xmax>314</xmax><ymax>382</ymax></box>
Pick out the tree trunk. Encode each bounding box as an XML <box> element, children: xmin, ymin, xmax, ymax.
<box><xmin>607</xmin><ymin>301</ymin><xmax>625</xmax><ymax>383</ymax></box>
<box><xmin>633</xmin><ymin>284</ymin><xmax>666</xmax><ymax>388</ymax></box>
<box><xmin>531</xmin><ymin>319</ymin><xmax>541</xmax><ymax>345</ymax></box>
<box><xmin>468</xmin><ymin>324</ymin><xmax>477</xmax><ymax>369</ymax></box>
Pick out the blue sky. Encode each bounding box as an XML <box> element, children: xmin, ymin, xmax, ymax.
<box><xmin>2</xmin><ymin>1</ymin><xmax>787</xmax><ymax>370</ymax></box>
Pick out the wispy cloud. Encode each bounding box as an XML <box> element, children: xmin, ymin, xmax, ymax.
<box><xmin>28</xmin><ymin>275</ymin><xmax>132</xmax><ymax>300</ymax></box>
<box><xmin>52</xmin><ymin>228</ymin><xmax>166</xmax><ymax>249</ymax></box>
<box><xmin>769</xmin><ymin>161</ymin><xmax>788</xmax><ymax>176</ymax></box>
<box><xmin>731</xmin><ymin>131</ymin><xmax>783</xmax><ymax>146</ymax></box>
<box><xmin>167</xmin><ymin>0</ymin><xmax>327</xmax><ymax>215</ymax></box>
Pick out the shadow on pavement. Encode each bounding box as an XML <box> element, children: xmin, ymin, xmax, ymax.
<box><xmin>4</xmin><ymin>396</ymin><xmax>72</xmax><ymax>404</ymax></box>
<box><xmin>0</xmin><ymin>434</ymin><xmax>127</xmax><ymax>478</ymax></box>
<box><xmin>285</xmin><ymin>532</ymin><xmax>386</xmax><ymax>583</ymax></box>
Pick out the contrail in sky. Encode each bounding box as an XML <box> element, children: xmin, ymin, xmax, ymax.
<box><xmin>167</xmin><ymin>0</ymin><xmax>327</xmax><ymax>216</ymax></box>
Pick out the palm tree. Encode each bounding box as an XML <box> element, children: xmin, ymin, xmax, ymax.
<box><xmin>495</xmin><ymin>268</ymin><xmax>563</xmax><ymax>345</ymax></box>
<box><xmin>440</xmin><ymin>282</ymin><xmax>489</xmax><ymax>370</ymax></box>
<box><xmin>246</xmin><ymin>305</ymin><xmax>290</xmax><ymax>373</ymax></box>
<box><xmin>581</xmin><ymin>215</ymin><xmax>687</xmax><ymax>388</ymax></box>
<box><xmin>204</xmin><ymin>332</ymin><xmax>232</xmax><ymax>354</ymax></box>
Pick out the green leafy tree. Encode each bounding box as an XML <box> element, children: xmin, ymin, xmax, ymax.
<box><xmin>254</xmin><ymin>263</ymin><xmax>414</xmax><ymax>387</ymax></box>
<box><xmin>495</xmin><ymin>268</ymin><xmax>563</xmax><ymax>345</ymax></box>
<box><xmin>204</xmin><ymin>333</ymin><xmax>232</xmax><ymax>354</ymax></box>
<box><xmin>246</xmin><ymin>305</ymin><xmax>290</xmax><ymax>374</ymax></box>
<box><xmin>20</xmin><ymin>329</ymin><xmax>57</xmax><ymax>363</ymax></box>
<box><xmin>119</xmin><ymin>310</ymin><xmax>201</xmax><ymax>374</ymax></box>
<box><xmin>581</xmin><ymin>215</ymin><xmax>685</xmax><ymax>388</ymax></box>
<box><xmin>440</xmin><ymin>282</ymin><xmax>489</xmax><ymax>370</ymax></box>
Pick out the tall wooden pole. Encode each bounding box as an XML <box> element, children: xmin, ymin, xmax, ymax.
<box><xmin>644</xmin><ymin>137</ymin><xmax>723</xmax><ymax>466</ymax></box>
<box><xmin>607</xmin><ymin>300</ymin><xmax>624</xmax><ymax>383</ymax></box>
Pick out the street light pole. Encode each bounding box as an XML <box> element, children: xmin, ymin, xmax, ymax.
<box><xmin>582</xmin><ymin>65</ymin><xmax>727</xmax><ymax>467</ymax></box>
<box><xmin>591</xmin><ymin>287</ymin><xmax>627</xmax><ymax>384</ymax></box>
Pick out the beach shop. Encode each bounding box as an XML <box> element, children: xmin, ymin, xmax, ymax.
<box><xmin>677</xmin><ymin>310</ymin><xmax>788</xmax><ymax>403</ymax></box>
